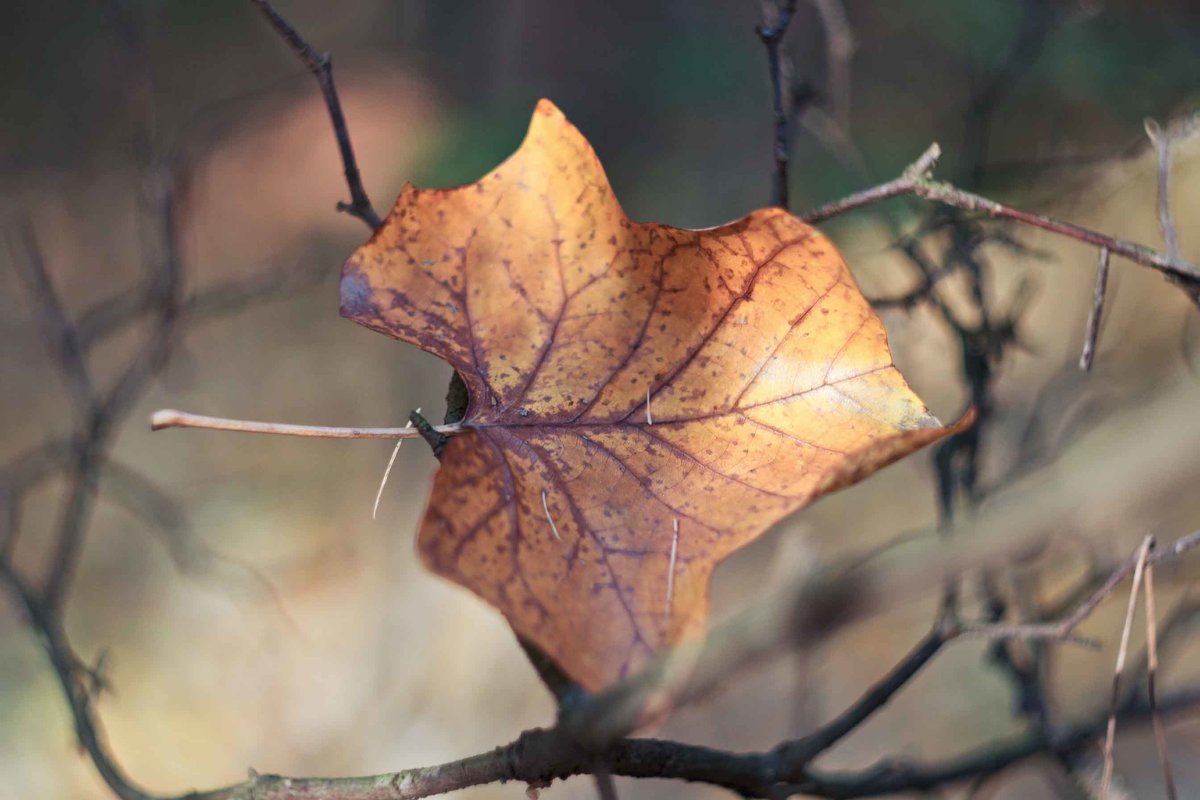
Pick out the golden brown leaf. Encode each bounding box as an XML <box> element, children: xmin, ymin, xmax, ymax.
<box><xmin>341</xmin><ymin>100</ymin><xmax>964</xmax><ymax>690</ymax></box>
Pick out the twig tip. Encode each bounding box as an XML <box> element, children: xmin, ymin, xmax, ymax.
<box><xmin>150</xmin><ymin>409</ymin><xmax>181</xmax><ymax>431</ymax></box>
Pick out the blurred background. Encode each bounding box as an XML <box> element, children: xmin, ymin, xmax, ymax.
<box><xmin>2</xmin><ymin>1</ymin><xmax>1200</xmax><ymax>797</ymax></box>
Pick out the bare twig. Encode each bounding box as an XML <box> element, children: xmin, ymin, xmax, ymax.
<box><xmin>1101</xmin><ymin>536</ymin><xmax>1152</xmax><ymax>799</ymax></box>
<box><xmin>7</xmin><ymin>223</ymin><xmax>98</xmax><ymax>418</ymax></box>
<box><xmin>249</xmin><ymin>0</ymin><xmax>381</xmax><ymax>230</ymax></box>
<box><xmin>778</xmin><ymin>623</ymin><xmax>952</xmax><ymax>763</ymax></box>
<box><xmin>810</xmin><ymin>0</ymin><xmax>854</xmax><ymax>132</ymax></box>
<box><xmin>758</xmin><ymin>0</ymin><xmax>799</xmax><ymax>209</ymax></box>
<box><xmin>802</xmin><ymin>143</ymin><xmax>1200</xmax><ymax>287</ymax></box>
<box><xmin>959</xmin><ymin>623</ymin><xmax>1099</xmax><ymax>649</ymax></box>
<box><xmin>150</xmin><ymin>409</ymin><xmax>465</xmax><ymax>440</ymax></box>
<box><xmin>42</xmin><ymin>172</ymin><xmax>182</xmax><ymax>611</ymax></box>
<box><xmin>961</xmin><ymin>532</ymin><xmax>1197</xmax><ymax>653</ymax></box>
<box><xmin>1143</xmin><ymin>552</ymin><xmax>1178</xmax><ymax>800</ymax></box>
<box><xmin>1143</xmin><ymin>114</ymin><xmax>1200</xmax><ymax>260</ymax></box>
<box><xmin>1080</xmin><ymin>246</ymin><xmax>1111</xmax><ymax>371</ymax></box>
<box><xmin>78</xmin><ymin>260</ymin><xmax>334</xmax><ymax>348</ymax></box>
<box><xmin>0</xmin><ymin>562</ymin><xmax>160</xmax><ymax>800</ymax></box>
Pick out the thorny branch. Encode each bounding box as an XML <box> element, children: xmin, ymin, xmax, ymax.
<box><xmin>6</xmin><ymin>3</ymin><xmax>1200</xmax><ymax>800</ymax></box>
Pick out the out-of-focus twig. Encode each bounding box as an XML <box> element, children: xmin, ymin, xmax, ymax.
<box><xmin>79</xmin><ymin>259</ymin><xmax>333</xmax><ymax>347</ymax></box>
<box><xmin>1080</xmin><ymin>246</ymin><xmax>1111</xmax><ymax>371</ymax></box>
<box><xmin>809</xmin><ymin>0</ymin><xmax>854</xmax><ymax>132</ymax></box>
<box><xmin>6</xmin><ymin>223</ymin><xmax>97</xmax><ymax>418</ymax></box>
<box><xmin>149</xmin><ymin>409</ymin><xmax>466</xmax><ymax>440</ymax></box>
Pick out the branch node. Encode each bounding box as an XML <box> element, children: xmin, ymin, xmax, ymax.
<box><xmin>410</xmin><ymin>409</ymin><xmax>449</xmax><ymax>458</ymax></box>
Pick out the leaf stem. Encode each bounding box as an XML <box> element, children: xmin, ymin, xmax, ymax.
<box><xmin>150</xmin><ymin>409</ymin><xmax>465</xmax><ymax>440</ymax></box>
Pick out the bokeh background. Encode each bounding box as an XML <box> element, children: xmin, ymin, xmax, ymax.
<box><xmin>3</xmin><ymin>1</ymin><xmax>1200</xmax><ymax>798</ymax></box>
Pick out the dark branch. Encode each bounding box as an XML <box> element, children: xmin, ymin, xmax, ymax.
<box><xmin>249</xmin><ymin>0</ymin><xmax>382</xmax><ymax>230</ymax></box>
<box><xmin>6</xmin><ymin>222</ymin><xmax>98</xmax><ymax>419</ymax></box>
<box><xmin>758</xmin><ymin>0</ymin><xmax>799</xmax><ymax>209</ymax></box>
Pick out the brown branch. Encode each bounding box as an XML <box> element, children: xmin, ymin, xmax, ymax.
<box><xmin>802</xmin><ymin>143</ymin><xmax>1200</xmax><ymax>287</ymax></box>
<box><xmin>249</xmin><ymin>0</ymin><xmax>381</xmax><ymax>230</ymax></box>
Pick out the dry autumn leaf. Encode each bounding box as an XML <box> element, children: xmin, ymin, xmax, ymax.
<box><xmin>341</xmin><ymin>100</ymin><xmax>965</xmax><ymax>691</ymax></box>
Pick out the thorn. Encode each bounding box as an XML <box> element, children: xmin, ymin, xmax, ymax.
<box><xmin>541</xmin><ymin>490</ymin><xmax>562</xmax><ymax>542</ymax></box>
<box><xmin>646</xmin><ymin>386</ymin><xmax>654</xmax><ymax>425</ymax></box>
<box><xmin>665</xmin><ymin>517</ymin><xmax>679</xmax><ymax>617</ymax></box>
<box><xmin>373</xmin><ymin>408</ymin><xmax>418</xmax><ymax>519</ymax></box>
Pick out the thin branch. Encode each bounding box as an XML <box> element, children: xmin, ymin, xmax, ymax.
<box><xmin>0</xmin><ymin>563</ymin><xmax>160</xmax><ymax>800</ymax></box>
<box><xmin>975</xmin><ymin>531</ymin><xmax>1200</xmax><ymax>655</ymax></box>
<box><xmin>1142</xmin><ymin>551</ymin><xmax>1178</xmax><ymax>800</ymax></box>
<box><xmin>1101</xmin><ymin>536</ymin><xmax>1152</xmax><ymax>799</ymax></box>
<box><xmin>150</xmin><ymin>409</ymin><xmax>465</xmax><ymax>440</ymax></box>
<box><xmin>1079</xmin><ymin>246</ymin><xmax>1111</xmax><ymax>371</ymax></box>
<box><xmin>43</xmin><ymin>169</ymin><xmax>183</xmax><ymax>611</ymax></box>
<box><xmin>802</xmin><ymin>143</ymin><xmax>1200</xmax><ymax>287</ymax></box>
<box><xmin>6</xmin><ymin>222</ymin><xmax>98</xmax><ymax>418</ymax></box>
<box><xmin>250</xmin><ymin>0</ymin><xmax>381</xmax><ymax>230</ymax></box>
<box><xmin>758</xmin><ymin>0</ymin><xmax>799</xmax><ymax>209</ymax></box>
<box><xmin>777</xmin><ymin>623</ymin><xmax>951</xmax><ymax>763</ymax></box>
<box><xmin>78</xmin><ymin>260</ymin><xmax>334</xmax><ymax>348</ymax></box>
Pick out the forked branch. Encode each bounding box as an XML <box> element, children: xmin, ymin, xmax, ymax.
<box><xmin>802</xmin><ymin>142</ymin><xmax>1200</xmax><ymax>288</ymax></box>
